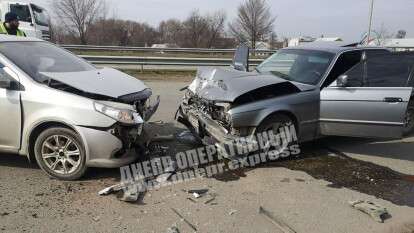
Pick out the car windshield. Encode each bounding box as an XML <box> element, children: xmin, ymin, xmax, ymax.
<box><xmin>10</xmin><ymin>4</ymin><xmax>31</xmax><ymax>23</ymax></box>
<box><xmin>31</xmin><ymin>4</ymin><xmax>49</xmax><ymax>27</ymax></box>
<box><xmin>256</xmin><ymin>49</ymin><xmax>335</xmax><ymax>85</ymax></box>
<box><xmin>0</xmin><ymin>42</ymin><xmax>95</xmax><ymax>82</ymax></box>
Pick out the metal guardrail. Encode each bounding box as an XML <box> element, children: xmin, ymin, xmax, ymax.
<box><xmin>73</xmin><ymin>45</ymin><xmax>414</xmax><ymax>69</ymax></box>
<box><xmin>62</xmin><ymin>44</ymin><xmax>277</xmax><ymax>54</ymax></box>
<box><xmin>80</xmin><ymin>55</ymin><xmax>265</xmax><ymax>67</ymax></box>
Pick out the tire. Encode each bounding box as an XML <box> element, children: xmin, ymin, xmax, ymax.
<box><xmin>34</xmin><ymin>127</ymin><xmax>87</xmax><ymax>180</ymax></box>
<box><xmin>257</xmin><ymin>113</ymin><xmax>295</xmax><ymax>134</ymax></box>
<box><xmin>403</xmin><ymin>103</ymin><xmax>414</xmax><ymax>136</ymax></box>
<box><xmin>256</xmin><ymin>114</ymin><xmax>297</xmax><ymax>157</ymax></box>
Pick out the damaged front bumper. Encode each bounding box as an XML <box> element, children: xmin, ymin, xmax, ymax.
<box><xmin>77</xmin><ymin>97</ymin><xmax>160</xmax><ymax>168</ymax></box>
<box><xmin>176</xmin><ymin>104</ymin><xmax>236</xmax><ymax>142</ymax></box>
<box><xmin>75</xmin><ymin>125</ymin><xmax>140</xmax><ymax>168</ymax></box>
<box><xmin>176</xmin><ymin>103</ymin><xmax>255</xmax><ymax>158</ymax></box>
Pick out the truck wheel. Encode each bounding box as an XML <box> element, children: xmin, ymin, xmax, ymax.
<box><xmin>403</xmin><ymin>104</ymin><xmax>414</xmax><ymax>136</ymax></box>
<box><xmin>256</xmin><ymin>114</ymin><xmax>297</xmax><ymax>156</ymax></box>
<box><xmin>34</xmin><ymin>127</ymin><xmax>87</xmax><ymax>180</ymax></box>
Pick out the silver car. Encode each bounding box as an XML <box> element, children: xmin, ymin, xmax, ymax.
<box><xmin>177</xmin><ymin>43</ymin><xmax>414</xmax><ymax>155</ymax></box>
<box><xmin>0</xmin><ymin>36</ymin><xmax>159</xmax><ymax>180</ymax></box>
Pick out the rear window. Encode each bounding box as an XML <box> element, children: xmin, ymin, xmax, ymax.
<box><xmin>365</xmin><ymin>55</ymin><xmax>413</xmax><ymax>87</ymax></box>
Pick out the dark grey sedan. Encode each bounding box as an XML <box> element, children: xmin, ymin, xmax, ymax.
<box><xmin>177</xmin><ymin>43</ymin><xmax>413</xmax><ymax>153</ymax></box>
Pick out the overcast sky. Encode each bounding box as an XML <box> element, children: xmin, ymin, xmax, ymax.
<box><xmin>29</xmin><ymin>0</ymin><xmax>414</xmax><ymax>41</ymax></box>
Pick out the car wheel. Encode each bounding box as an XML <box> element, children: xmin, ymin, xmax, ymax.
<box><xmin>403</xmin><ymin>104</ymin><xmax>414</xmax><ymax>136</ymax></box>
<box><xmin>34</xmin><ymin>127</ymin><xmax>87</xmax><ymax>180</ymax></box>
<box><xmin>256</xmin><ymin>114</ymin><xmax>297</xmax><ymax>155</ymax></box>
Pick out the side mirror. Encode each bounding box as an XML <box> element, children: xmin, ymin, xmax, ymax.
<box><xmin>0</xmin><ymin>66</ymin><xmax>22</xmax><ymax>90</ymax></box>
<box><xmin>337</xmin><ymin>75</ymin><xmax>349</xmax><ymax>87</ymax></box>
<box><xmin>0</xmin><ymin>79</ymin><xmax>19</xmax><ymax>90</ymax></box>
<box><xmin>0</xmin><ymin>79</ymin><xmax>11</xmax><ymax>89</ymax></box>
<box><xmin>233</xmin><ymin>45</ymin><xmax>249</xmax><ymax>72</ymax></box>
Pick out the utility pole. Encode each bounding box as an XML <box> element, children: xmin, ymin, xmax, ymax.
<box><xmin>367</xmin><ymin>0</ymin><xmax>375</xmax><ymax>45</ymax></box>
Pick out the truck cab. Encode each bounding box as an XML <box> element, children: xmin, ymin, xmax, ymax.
<box><xmin>0</xmin><ymin>1</ymin><xmax>50</xmax><ymax>40</ymax></box>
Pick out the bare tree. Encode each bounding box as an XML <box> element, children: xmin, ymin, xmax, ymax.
<box><xmin>50</xmin><ymin>4</ymin><xmax>231</xmax><ymax>48</ymax></box>
<box><xmin>372</xmin><ymin>23</ymin><xmax>394</xmax><ymax>46</ymax></box>
<box><xmin>182</xmin><ymin>10</ymin><xmax>208</xmax><ymax>47</ymax></box>
<box><xmin>158</xmin><ymin>19</ymin><xmax>184</xmax><ymax>45</ymax></box>
<box><xmin>205</xmin><ymin>11</ymin><xmax>226</xmax><ymax>48</ymax></box>
<box><xmin>229</xmin><ymin>0</ymin><xmax>276</xmax><ymax>49</ymax></box>
<box><xmin>159</xmin><ymin>11</ymin><xmax>226</xmax><ymax>48</ymax></box>
<box><xmin>51</xmin><ymin>0</ymin><xmax>105</xmax><ymax>44</ymax></box>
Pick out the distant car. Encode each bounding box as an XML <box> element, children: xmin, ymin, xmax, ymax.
<box><xmin>0</xmin><ymin>35</ymin><xmax>159</xmax><ymax>180</ymax></box>
<box><xmin>177</xmin><ymin>43</ymin><xmax>414</xmax><ymax>156</ymax></box>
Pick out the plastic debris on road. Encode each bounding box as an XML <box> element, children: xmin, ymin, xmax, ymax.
<box><xmin>349</xmin><ymin>200</ymin><xmax>389</xmax><ymax>223</ymax></box>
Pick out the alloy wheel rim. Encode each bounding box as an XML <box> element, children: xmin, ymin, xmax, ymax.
<box><xmin>41</xmin><ymin>135</ymin><xmax>81</xmax><ymax>175</ymax></box>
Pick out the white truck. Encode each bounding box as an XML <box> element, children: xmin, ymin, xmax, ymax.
<box><xmin>0</xmin><ymin>1</ymin><xmax>50</xmax><ymax>40</ymax></box>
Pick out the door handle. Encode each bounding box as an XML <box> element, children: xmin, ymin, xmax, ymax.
<box><xmin>383</xmin><ymin>97</ymin><xmax>403</xmax><ymax>103</ymax></box>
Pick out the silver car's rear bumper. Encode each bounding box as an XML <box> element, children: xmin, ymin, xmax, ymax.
<box><xmin>75</xmin><ymin>126</ymin><xmax>139</xmax><ymax>168</ymax></box>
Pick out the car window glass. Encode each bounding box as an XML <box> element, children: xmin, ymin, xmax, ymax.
<box><xmin>365</xmin><ymin>55</ymin><xmax>413</xmax><ymax>87</ymax></box>
<box><xmin>342</xmin><ymin>62</ymin><xmax>364</xmax><ymax>87</ymax></box>
<box><xmin>364</xmin><ymin>49</ymin><xmax>391</xmax><ymax>58</ymax></box>
<box><xmin>0</xmin><ymin>42</ymin><xmax>95</xmax><ymax>82</ymax></box>
<box><xmin>10</xmin><ymin>4</ymin><xmax>32</xmax><ymax>23</ymax></box>
<box><xmin>259</xmin><ymin>53</ymin><xmax>298</xmax><ymax>75</ymax></box>
<box><xmin>0</xmin><ymin>67</ymin><xmax>14</xmax><ymax>85</ymax></box>
<box><xmin>256</xmin><ymin>49</ymin><xmax>334</xmax><ymax>85</ymax></box>
<box><xmin>323</xmin><ymin>51</ymin><xmax>362</xmax><ymax>87</ymax></box>
<box><xmin>31</xmin><ymin>4</ymin><xmax>49</xmax><ymax>27</ymax></box>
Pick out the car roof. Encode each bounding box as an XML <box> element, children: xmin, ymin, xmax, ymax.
<box><xmin>0</xmin><ymin>35</ymin><xmax>43</xmax><ymax>42</ymax></box>
<box><xmin>282</xmin><ymin>41</ymin><xmax>387</xmax><ymax>54</ymax></box>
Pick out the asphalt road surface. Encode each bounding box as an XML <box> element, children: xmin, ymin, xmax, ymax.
<box><xmin>0</xmin><ymin>79</ymin><xmax>413</xmax><ymax>233</ymax></box>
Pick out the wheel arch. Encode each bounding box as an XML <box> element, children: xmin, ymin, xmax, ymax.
<box><xmin>27</xmin><ymin>121</ymin><xmax>77</xmax><ymax>163</ymax></box>
<box><xmin>256</xmin><ymin>110</ymin><xmax>300</xmax><ymax>135</ymax></box>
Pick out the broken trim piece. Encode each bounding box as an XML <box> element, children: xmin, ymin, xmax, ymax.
<box><xmin>349</xmin><ymin>200</ymin><xmax>389</xmax><ymax>223</ymax></box>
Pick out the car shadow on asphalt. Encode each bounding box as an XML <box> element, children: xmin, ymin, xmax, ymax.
<box><xmin>0</xmin><ymin>153</ymin><xmax>124</xmax><ymax>181</ymax></box>
<box><xmin>0</xmin><ymin>153</ymin><xmax>38</xmax><ymax>169</ymax></box>
<box><xmin>204</xmin><ymin>140</ymin><xmax>414</xmax><ymax>207</ymax></box>
<box><xmin>319</xmin><ymin>134</ymin><xmax>414</xmax><ymax>163</ymax></box>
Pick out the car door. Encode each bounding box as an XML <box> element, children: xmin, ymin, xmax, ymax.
<box><xmin>0</xmin><ymin>63</ymin><xmax>22</xmax><ymax>152</ymax></box>
<box><xmin>320</xmin><ymin>53</ymin><xmax>413</xmax><ymax>138</ymax></box>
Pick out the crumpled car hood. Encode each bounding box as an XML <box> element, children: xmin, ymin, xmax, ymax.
<box><xmin>41</xmin><ymin>67</ymin><xmax>148</xmax><ymax>98</ymax></box>
<box><xmin>188</xmin><ymin>67</ymin><xmax>313</xmax><ymax>102</ymax></box>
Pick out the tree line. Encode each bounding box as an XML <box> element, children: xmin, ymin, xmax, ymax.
<box><xmin>50</xmin><ymin>0</ymin><xmax>277</xmax><ymax>49</ymax></box>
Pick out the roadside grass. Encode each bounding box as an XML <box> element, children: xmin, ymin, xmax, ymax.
<box><xmin>120</xmin><ymin>69</ymin><xmax>196</xmax><ymax>82</ymax></box>
<box><xmin>72</xmin><ymin>50</ymin><xmax>234</xmax><ymax>58</ymax></box>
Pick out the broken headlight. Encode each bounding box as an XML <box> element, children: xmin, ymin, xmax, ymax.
<box><xmin>94</xmin><ymin>102</ymin><xmax>143</xmax><ymax>125</ymax></box>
